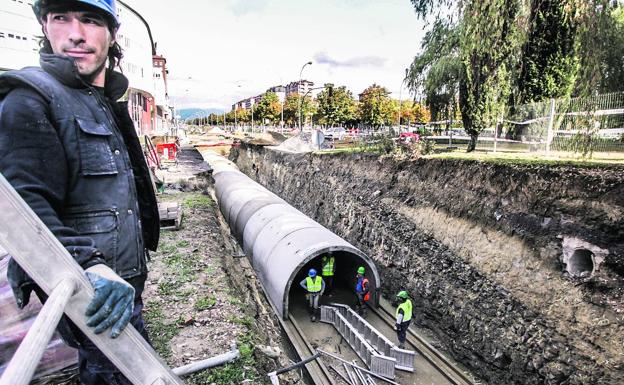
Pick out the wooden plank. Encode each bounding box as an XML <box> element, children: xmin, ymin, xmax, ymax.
<box><xmin>0</xmin><ymin>173</ymin><xmax>185</xmax><ymax>385</ymax></box>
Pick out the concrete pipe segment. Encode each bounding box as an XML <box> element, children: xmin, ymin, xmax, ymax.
<box><xmin>203</xmin><ymin>151</ymin><xmax>380</xmax><ymax>319</ymax></box>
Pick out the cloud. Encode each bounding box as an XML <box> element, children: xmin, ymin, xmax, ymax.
<box><xmin>229</xmin><ymin>0</ymin><xmax>270</xmax><ymax>16</ymax></box>
<box><xmin>313</xmin><ymin>52</ymin><xmax>387</xmax><ymax>68</ymax></box>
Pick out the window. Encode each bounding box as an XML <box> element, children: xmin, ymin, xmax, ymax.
<box><xmin>8</xmin><ymin>34</ymin><xmax>14</xmax><ymax>38</ymax></box>
<box><xmin>0</xmin><ymin>33</ymin><xmax>4</xmax><ymax>38</ymax></box>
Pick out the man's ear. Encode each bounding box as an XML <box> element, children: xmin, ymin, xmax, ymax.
<box><xmin>110</xmin><ymin>28</ymin><xmax>118</xmax><ymax>47</ymax></box>
<box><xmin>41</xmin><ymin>18</ymin><xmax>49</xmax><ymax>38</ymax></box>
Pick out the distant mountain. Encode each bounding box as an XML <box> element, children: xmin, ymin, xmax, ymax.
<box><xmin>178</xmin><ymin>108</ymin><xmax>225</xmax><ymax>120</ymax></box>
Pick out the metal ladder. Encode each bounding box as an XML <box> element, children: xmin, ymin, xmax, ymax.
<box><xmin>328</xmin><ymin>303</ymin><xmax>416</xmax><ymax>372</ymax></box>
<box><xmin>320</xmin><ymin>306</ymin><xmax>396</xmax><ymax>379</ymax></box>
<box><xmin>0</xmin><ymin>173</ymin><xmax>186</xmax><ymax>385</ymax></box>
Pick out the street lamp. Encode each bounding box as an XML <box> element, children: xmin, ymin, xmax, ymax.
<box><xmin>234</xmin><ymin>84</ymin><xmax>242</xmax><ymax>130</ymax></box>
<box><xmin>398</xmin><ymin>68</ymin><xmax>408</xmax><ymax>133</ymax></box>
<box><xmin>298</xmin><ymin>61</ymin><xmax>312</xmax><ymax>131</ymax></box>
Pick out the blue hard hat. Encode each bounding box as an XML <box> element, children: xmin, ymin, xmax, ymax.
<box><xmin>33</xmin><ymin>0</ymin><xmax>120</xmax><ymax>27</ymax></box>
<box><xmin>308</xmin><ymin>268</ymin><xmax>317</xmax><ymax>277</ymax></box>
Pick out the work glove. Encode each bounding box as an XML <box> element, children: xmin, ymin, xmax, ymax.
<box><xmin>7</xmin><ymin>258</ymin><xmax>34</xmax><ymax>309</ymax></box>
<box><xmin>84</xmin><ymin>264</ymin><xmax>135</xmax><ymax>338</ymax></box>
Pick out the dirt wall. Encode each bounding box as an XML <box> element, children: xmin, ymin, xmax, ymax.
<box><xmin>231</xmin><ymin>144</ymin><xmax>624</xmax><ymax>385</ymax></box>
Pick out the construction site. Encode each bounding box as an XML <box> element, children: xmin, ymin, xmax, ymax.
<box><xmin>1</xmin><ymin>127</ymin><xmax>622</xmax><ymax>385</ymax></box>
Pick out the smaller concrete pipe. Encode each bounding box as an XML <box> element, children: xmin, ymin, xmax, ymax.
<box><xmin>207</xmin><ymin>152</ymin><xmax>380</xmax><ymax>319</ymax></box>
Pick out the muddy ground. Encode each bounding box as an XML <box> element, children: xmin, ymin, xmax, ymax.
<box><xmin>144</xmin><ymin>147</ymin><xmax>300</xmax><ymax>385</ymax></box>
<box><xmin>232</xmin><ymin>143</ymin><xmax>624</xmax><ymax>385</ymax></box>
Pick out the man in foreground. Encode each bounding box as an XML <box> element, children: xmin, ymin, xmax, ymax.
<box><xmin>0</xmin><ymin>0</ymin><xmax>159</xmax><ymax>383</ymax></box>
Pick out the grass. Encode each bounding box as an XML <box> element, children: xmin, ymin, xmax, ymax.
<box><xmin>143</xmin><ymin>301</ymin><xmax>182</xmax><ymax>359</ymax></box>
<box><xmin>183</xmin><ymin>193</ymin><xmax>213</xmax><ymax>209</ymax></box>
<box><xmin>316</xmin><ymin>143</ymin><xmax>624</xmax><ymax>166</ymax></box>
<box><xmin>186</xmin><ymin>332</ymin><xmax>259</xmax><ymax>385</ymax></box>
<box><xmin>425</xmin><ymin>148</ymin><xmax>624</xmax><ymax>167</ymax></box>
<box><xmin>194</xmin><ymin>295</ymin><xmax>217</xmax><ymax>311</ymax></box>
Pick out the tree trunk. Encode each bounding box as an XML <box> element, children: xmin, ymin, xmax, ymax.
<box><xmin>467</xmin><ymin>133</ymin><xmax>478</xmax><ymax>152</ymax></box>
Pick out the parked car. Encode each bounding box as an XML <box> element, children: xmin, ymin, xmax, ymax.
<box><xmin>397</xmin><ymin>132</ymin><xmax>420</xmax><ymax>143</ymax></box>
<box><xmin>323</xmin><ymin>127</ymin><xmax>347</xmax><ymax>141</ymax></box>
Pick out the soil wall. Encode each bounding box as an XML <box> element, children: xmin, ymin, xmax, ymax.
<box><xmin>230</xmin><ymin>144</ymin><xmax>624</xmax><ymax>385</ymax></box>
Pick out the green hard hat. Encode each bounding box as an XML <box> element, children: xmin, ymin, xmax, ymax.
<box><xmin>357</xmin><ymin>266</ymin><xmax>365</xmax><ymax>274</ymax></box>
<box><xmin>396</xmin><ymin>290</ymin><xmax>408</xmax><ymax>299</ymax></box>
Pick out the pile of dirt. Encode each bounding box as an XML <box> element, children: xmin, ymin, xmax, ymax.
<box><xmin>270</xmin><ymin>133</ymin><xmax>317</xmax><ymax>153</ymax></box>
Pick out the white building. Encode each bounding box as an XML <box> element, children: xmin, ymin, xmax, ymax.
<box><xmin>0</xmin><ymin>0</ymin><xmax>172</xmax><ymax>134</ymax></box>
<box><xmin>0</xmin><ymin>0</ymin><xmax>40</xmax><ymax>72</ymax></box>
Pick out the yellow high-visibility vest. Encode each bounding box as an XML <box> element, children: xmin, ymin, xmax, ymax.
<box><xmin>306</xmin><ymin>276</ymin><xmax>322</xmax><ymax>293</ymax></box>
<box><xmin>322</xmin><ymin>256</ymin><xmax>335</xmax><ymax>276</ymax></box>
<box><xmin>396</xmin><ymin>299</ymin><xmax>412</xmax><ymax>322</ymax></box>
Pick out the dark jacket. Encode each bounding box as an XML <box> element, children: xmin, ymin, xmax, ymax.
<box><xmin>0</xmin><ymin>54</ymin><xmax>159</xmax><ymax>305</ymax></box>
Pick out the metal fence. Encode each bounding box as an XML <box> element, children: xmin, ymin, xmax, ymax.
<box><xmin>474</xmin><ymin>92</ymin><xmax>624</xmax><ymax>158</ymax></box>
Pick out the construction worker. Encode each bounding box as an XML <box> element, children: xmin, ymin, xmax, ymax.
<box><xmin>300</xmin><ymin>268</ymin><xmax>325</xmax><ymax>322</ymax></box>
<box><xmin>0</xmin><ymin>1</ymin><xmax>159</xmax><ymax>383</ymax></box>
<box><xmin>321</xmin><ymin>253</ymin><xmax>335</xmax><ymax>295</ymax></box>
<box><xmin>395</xmin><ymin>291</ymin><xmax>412</xmax><ymax>349</ymax></box>
<box><xmin>355</xmin><ymin>266</ymin><xmax>370</xmax><ymax>316</ymax></box>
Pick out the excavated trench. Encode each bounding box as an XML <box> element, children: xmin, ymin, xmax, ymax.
<box><xmin>229</xmin><ymin>143</ymin><xmax>624</xmax><ymax>385</ymax></box>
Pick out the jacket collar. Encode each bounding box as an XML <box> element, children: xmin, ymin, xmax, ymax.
<box><xmin>39</xmin><ymin>53</ymin><xmax>129</xmax><ymax>101</ymax></box>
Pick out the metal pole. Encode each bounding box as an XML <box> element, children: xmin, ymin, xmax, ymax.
<box><xmin>298</xmin><ymin>61</ymin><xmax>312</xmax><ymax>131</ymax></box>
<box><xmin>317</xmin><ymin>349</ymin><xmax>400</xmax><ymax>385</ymax></box>
<box><xmin>546</xmin><ymin>98</ymin><xmax>556</xmax><ymax>154</ymax></box>
<box><xmin>173</xmin><ymin>347</ymin><xmax>240</xmax><ymax>377</ymax></box>
<box><xmin>0</xmin><ymin>278</ymin><xmax>77</xmax><ymax>385</ymax></box>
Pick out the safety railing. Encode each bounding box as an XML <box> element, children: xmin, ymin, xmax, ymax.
<box><xmin>320</xmin><ymin>306</ymin><xmax>396</xmax><ymax>379</ymax></box>
<box><xmin>0</xmin><ymin>173</ymin><xmax>238</xmax><ymax>385</ymax></box>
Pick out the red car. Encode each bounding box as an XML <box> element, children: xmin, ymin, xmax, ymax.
<box><xmin>397</xmin><ymin>132</ymin><xmax>420</xmax><ymax>143</ymax></box>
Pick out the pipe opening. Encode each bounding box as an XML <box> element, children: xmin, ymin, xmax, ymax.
<box><xmin>566</xmin><ymin>248</ymin><xmax>594</xmax><ymax>277</ymax></box>
<box><xmin>287</xmin><ymin>250</ymin><xmax>378</xmax><ymax>317</ymax></box>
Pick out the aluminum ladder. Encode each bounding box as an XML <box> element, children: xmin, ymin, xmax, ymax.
<box><xmin>0</xmin><ymin>173</ymin><xmax>186</xmax><ymax>385</ymax></box>
<box><xmin>328</xmin><ymin>303</ymin><xmax>416</xmax><ymax>372</ymax></box>
<box><xmin>320</xmin><ymin>306</ymin><xmax>396</xmax><ymax>379</ymax></box>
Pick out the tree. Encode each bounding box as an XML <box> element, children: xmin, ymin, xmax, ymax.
<box><xmin>233</xmin><ymin>107</ymin><xmax>250</xmax><ymax>124</ymax></box>
<box><xmin>358</xmin><ymin>84</ymin><xmax>395</xmax><ymax>128</ymax></box>
<box><xmin>411</xmin><ymin>0</ymin><xmax>524</xmax><ymax>151</ymax></box>
<box><xmin>255</xmin><ymin>92</ymin><xmax>282</xmax><ymax>125</ymax></box>
<box><xmin>398</xmin><ymin>100</ymin><xmax>431</xmax><ymax>125</ymax></box>
<box><xmin>517</xmin><ymin>0</ymin><xmax>579</xmax><ymax>104</ymax></box>
<box><xmin>593</xmin><ymin>5</ymin><xmax>624</xmax><ymax>93</ymax></box>
<box><xmin>406</xmin><ymin>20</ymin><xmax>462</xmax><ymax>128</ymax></box>
<box><xmin>314</xmin><ymin>84</ymin><xmax>358</xmax><ymax>127</ymax></box>
<box><xmin>283</xmin><ymin>93</ymin><xmax>314</xmax><ymax>127</ymax></box>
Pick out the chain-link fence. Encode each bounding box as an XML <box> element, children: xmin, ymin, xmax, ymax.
<box><xmin>474</xmin><ymin>92</ymin><xmax>624</xmax><ymax>158</ymax></box>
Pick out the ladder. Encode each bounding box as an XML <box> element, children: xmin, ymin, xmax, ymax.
<box><xmin>0</xmin><ymin>173</ymin><xmax>185</xmax><ymax>385</ymax></box>
<box><xmin>320</xmin><ymin>306</ymin><xmax>396</xmax><ymax>379</ymax></box>
<box><xmin>326</xmin><ymin>303</ymin><xmax>416</xmax><ymax>372</ymax></box>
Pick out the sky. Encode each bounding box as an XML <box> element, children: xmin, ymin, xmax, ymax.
<box><xmin>123</xmin><ymin>0</ymin><xmax>427</xmax><ymax>111</ymax></box>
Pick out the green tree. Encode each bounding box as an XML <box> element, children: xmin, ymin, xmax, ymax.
<box><xmin>255</xmin><ymin>92</ymin><xmax>281</xmax><ymax>125</ymax></box>
<box><xmin>314</xmin><ymin>84</ymin><xmax>358</xmax><ymax>127</ymax></box>
<box><xmin>517</xmin><ymin>0</ymin><xmax>579</xmax><ymax>104</ymax></box>
<box><xmin>358</xmin><ymin>84</ymin><xmax>395</xmax><ymax>128</ymax></box>
<box><xmin>283</xmin><ymin>93</ymin><xmax>314</xmax><ymax>127</ymax></box>
<box><xmin>411</xmin><ymin>0</ymin><xmax>523</xmax><ymax>151</ymax></box>
<box><xmin>594</xmin><ymin>5</ymin><xmax>624</xmax><ymax>93</ymax></box>
<box><xmin>407</xmin><ymin>20</ymin><xmax>462</xmax><ymax>128</ymax></box>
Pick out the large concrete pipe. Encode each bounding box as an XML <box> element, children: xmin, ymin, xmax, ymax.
<box><xmin>201</xmin><ymin>150</ymin><xmax>380</xmax><ymax>319</ymax></box>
